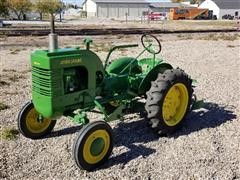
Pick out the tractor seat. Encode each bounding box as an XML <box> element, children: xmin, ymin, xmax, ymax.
<box><xmin>106</xmin><ymin>57</ymin><xmax>142</xmax><ymax>75</ymax></box>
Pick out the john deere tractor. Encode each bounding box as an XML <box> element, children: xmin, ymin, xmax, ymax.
<box><xmin>18</xmin><ymin>31</ymin><xmax>197</xmax><ymax>170</ymax></box>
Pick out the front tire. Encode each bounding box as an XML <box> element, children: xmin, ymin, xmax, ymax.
<box><xmin>145</xmin><ymin>69</ymin><xmax>193</xmax><ymax>135</ymax></box>
<box><xmin>73</xmin><ymin>121</ymin><xmax>113</xmax><ymax>171</ymax></box>
<box><xmin>17</xmin><ymin>101</ymin><xmax>56</xmax><ymax>139</ymax></box>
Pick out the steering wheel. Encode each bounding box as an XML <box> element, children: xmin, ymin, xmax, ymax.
<box><xmin>141</xmin><ymin>34</ymin><xmax>162</xmax><ymax>55</ymax></box>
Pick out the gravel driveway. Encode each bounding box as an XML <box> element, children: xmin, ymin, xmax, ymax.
<box><xmin>0</xmin><ymin>33</ymin><xmax>239</xmax><ymax>179</ymax></box>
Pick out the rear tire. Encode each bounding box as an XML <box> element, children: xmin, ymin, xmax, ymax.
<box><xmin>145</xmin><ymin>68</ymin><xmax>193</xmax><ymax>135</ymax></box>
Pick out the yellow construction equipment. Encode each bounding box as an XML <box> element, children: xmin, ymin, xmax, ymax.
<box><xmin>169</xmin><ymin>7</ymin><xmax>214</xmax><ymax>20</ymax></box>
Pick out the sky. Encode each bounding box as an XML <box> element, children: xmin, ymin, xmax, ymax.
<box><xmin>62</xmin><ymin>0</ymin><xmax>171</xmax><ymax>6</ymax></box>
<box><xmin>63</xmin><ymin>0</ymin><xmax>82</xmax><ymax>5</ymax></box>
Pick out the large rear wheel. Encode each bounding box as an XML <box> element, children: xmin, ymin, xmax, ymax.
<box><xmin>145</xmin><ymin>68</ymin><xmax>193</xmax><ymax>135</ymax></box>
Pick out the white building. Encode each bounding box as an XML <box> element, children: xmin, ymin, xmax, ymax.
<box><xmin>82</xmin><ymin>0</ymin><xmax>97</xmax><ymax>17</ymax></box>
<box><xmin>82</xmin><ymin>0</ymin><xmax>150</xmax><ymax>18</ymax></box>
<box><xmin>199</xmin><ymin>0</ymin><xmax>240</xmax><ymax>19</ymax></box>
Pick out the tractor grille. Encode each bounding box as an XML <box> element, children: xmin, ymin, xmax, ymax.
<box><xmin>32</xmin><ymin>67</ymin><xmax>62</xmax><ymax>97</ymax></box>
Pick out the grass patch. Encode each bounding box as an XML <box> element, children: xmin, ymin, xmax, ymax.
<box><xmin>0</xmin><ymin>102</ymin><xmax>9</xmax><ymax>111</ymax></box>
<box><xmin>177</xmin><ymin>34</ymin><xmax>193</xmax><ymax>40</ymax></box>
<box><xmin>0</xmin><ymin>128</ymin><xmax>19</xmax><ymax>141</ymax></box>
<box><xmin>227</xmin><ymin>45</ymin><xmax>235</xmax><ymax>48</ymax></box>
<box><xmin>9</xmin><ymin>47</ymin><xmax>27</xmax><ymax>54</ymax></box>
<box><xmin>184</xmin><ymin>35</ymin><xmax>193</xmax><ymax>40</ymax></box>
<box><xmin>2</xmin><ymin>69</ymin><xmax>16</xmax><ymax>72</ymax></box>
<box><xmin>10</xmin><ymin>49</ymin><xmax>21</xmax><ymax>55</ymax></box>
<box><xmin>200</xmin><ymin>33</ymin><xmax>239</xmax><ymax>41</ymax></box>
<box><xmin>119</xmin><ymin>48</ymin><xmax>128</xmax><ymax>53</ymax></box>
<box><xmin>219</xmin><ymin>34</ymin><xmax>239</xmax><ymax>41</ymax></box>
<box><xmin>0</xmin><ymin>35</ymin><xmax>7</xmax><ymax>39</ymax></box>
<box><xmin>4</xmin><ymin>91</ymin><xmax>18</xmax><ymax>95</ymax></box>
<box><xmin>21</xmin><ymin>68</ymin><xmax>32</xmax><ymax>74</ymax></box>
<box><xmin>38</xmin><ymin>37</ymin><xmax>46</xmax><ymax>40</ymax></box>
<box><xmin>177</xmin><ymin>34</ymin><xmax>184</xmax><ymax>38</ymax></box>
<box><xmin>0</xmin><ymin>81</ymin><xmax>10</xmax><ymax>86</ymax></box>
<box><xmin>116</xmin><ymin>35</ymin><xmax>124</xmax><ymax>39</ymax></box>
<box><xmin>8</xmin><ymin>74</ymin><xmax>24</xmax><ymax>82</ymax></box>
<box><xmin>201</xmin><ymin>34</ymin><xmax>219</xmax><ymax>41</ymax></box>
<box><xmin>93</xmin><ymin>43</ymin><xmax>111</xmax><ymax>52</ymax></box>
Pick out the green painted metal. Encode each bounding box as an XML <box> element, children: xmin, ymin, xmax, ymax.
<box><xmin>30</xmin><ymin>35</ymin><xmax>199</xmax><ymax>127</ymax></box>
<box><xmin>138</xmin><ymin>62</ymin><xmax>173</xmax><ymax>95</ymax></box>
<box><xmin>107</xmin><ymin>103</ymin><xmax>126</xmax><ymax>121</ymax></box>
<box><xmin>31</xmin><ymin>48</ymin><xmax>104</xmax><ymax>118</ymax></box>
<box><xmin>192</xmin><ymin>100</ymin><xmax>204</xmax><ymax>110</ymax></box>
<box><xmin>191</xmin><ymin>94</ymin><xmax>204</xmax><ymax>110</ymax></box>
<box><xmin>94</xmin><ymin>98</ymin><xmax>126</xmax><ymax>122</ymax></box>
<box><xmin>83</xmin><ymin>38</ymin><xmax>93</xmax><ymax>50</ymax></box>
<box><xmin>104</xmin><ymin>44</ymin><xmax>138</xmax><ymax>70</ymax></box>
<box><xmin>106</xmin><ymin>57</ymin><xmax>141</xmax><ymax>75</ymax></box>
<box><xmin>90</xmin><ymin>138</ymin><xmax>105</xmax><ymax>156</ymax></box>
<box><xmin>68</xmin><ymin>111</ymin><xmax>90</xmax><ymax>125</ymax></box>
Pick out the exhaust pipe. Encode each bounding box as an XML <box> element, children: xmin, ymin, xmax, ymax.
<box><xmin>49</xmin><ymin>14</ymin><xmax>58</xmax><ymax>52</ymax></box>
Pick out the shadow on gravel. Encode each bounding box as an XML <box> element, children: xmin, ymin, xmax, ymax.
<box><xmin>101</xmin><ymin>101</ymin><xmax>237</xmax><ymax>169</ymax></box>
<box><xmin>44</xmin><ymin>101</ymin><xmax>236</xmax><ymax>169</ymax></box>
<box><xmin>100</xmin><ymin>118</ymin><xmax>158</xmax><ymax>170</ymax></box>
<box><xmin>172</xmin><ymin>102</ymin><xmax>237</xmax><ymax>138</ymax></box>
<box><xmin>44</xmin><ymin>101</ymin><xmax>147</xmax><ymax>139</ymax></box>
<box><xmin>44</xmin><ymin>125</ymin><xmax>82</xmax><ymax>139</ymax></box>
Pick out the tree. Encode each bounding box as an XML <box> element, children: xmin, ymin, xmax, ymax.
<box><xmin>34</xmin><ymin>0</ymin><xmax>63</xmax><ymax>17</ymax></box>
<box><xmin>34</xmin><ymin>0</ymin><xmax>63</xmax><ymax>22</ymax></box>
<box><xmin>0</xmin><ymin>0</ymin><xmax>9</xmax><ymax>17</ymax></box>
<box><xmin>191</xmin><ymin>0</ymin><xmax>204</xmax><ymax>5</ymax></box>
<box><xmin>171</xmin><ymin>0</ymin><xmax>203</xmax><ymax>5</ymax></box>
<box><xmin>8</xmin><ymin>0</ymin><xmax>32</xmax><ymax>20</ymax></box>
<box><xmin>34</xmin><ymin>0</ymin><xmax>63</xmax><ymax>33</ymax></box>
<box><xmin>171</xmin><ymin>0</ymin><xmax>186</xmax><ymax>3</ymax></box>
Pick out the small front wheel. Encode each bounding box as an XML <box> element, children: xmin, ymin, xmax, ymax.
<box><xmin>73</xmin><ymin>121</ymin><xmax>113</xmax><ymax>171</ymax></box>
<box><xmin>17</xmin><ymin>101</ymin><xmax>56</xmax><ymax>139</ymax></box>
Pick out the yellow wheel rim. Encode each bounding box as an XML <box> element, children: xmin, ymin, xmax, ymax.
<box><xmin>162</xmin><ymin>83</ymin><xmax>189</xmax><ymax>127</ymax></box>
<box><xmin>26</xmin><ymin>108</ymin><xmax>51</xmax><ymax>133</ymax></box>
<box><xmin>83</xmin><ymin>130</ymin><xmax>110</xmax><ymax>164</ymax></box>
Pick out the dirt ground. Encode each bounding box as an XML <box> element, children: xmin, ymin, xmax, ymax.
<box><xmin>4</xmin><ymin>19</ymin><xmax>239</xmax><ymax>31</ymax></box>
<box><xmin>0</xmin><ymin>33</ymin><xmax>240</xmax><ymax>179</ymax></box>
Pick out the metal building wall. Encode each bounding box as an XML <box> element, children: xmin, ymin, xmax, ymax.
<box><xmin>150</xmin><ymin>7</ymin><xmax>171</xmax><ymax>13</ymax></box>
<box><xmin>97</xmin><ymin>3</ymin><xmax>108</xmax><ymax>17</ymax></box>
<box><xmin>118</xmin><ymin>4</ymin><xmax>129</xmax><ymax>17</ymax></box>
<box><xmin>97</xmin><ymin>3</ymin><xmax>149</xmax><ymax>18</ymax></box>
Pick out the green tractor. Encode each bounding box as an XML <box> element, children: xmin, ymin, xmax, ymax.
<box><xmin>18</xmin><ymin>32</ymin><xmax>197</xmax><ymax>171</ymax></box>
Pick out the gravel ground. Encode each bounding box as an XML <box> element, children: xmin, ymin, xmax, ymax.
<box><xmin>0</xmin><ymin>33</ymin><xmax>240</xmax><ymax>179</ymax></box>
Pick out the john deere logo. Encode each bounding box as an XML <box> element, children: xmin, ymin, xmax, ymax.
<box><xmin>34</xmin><ymin>62</ymin><xmax>40</xmax><ymax>66</ymax></box>
<box><xmin>60</xmin><ymin>59</ymin><xmax>82</xmax><ymax>65</ymax></box>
